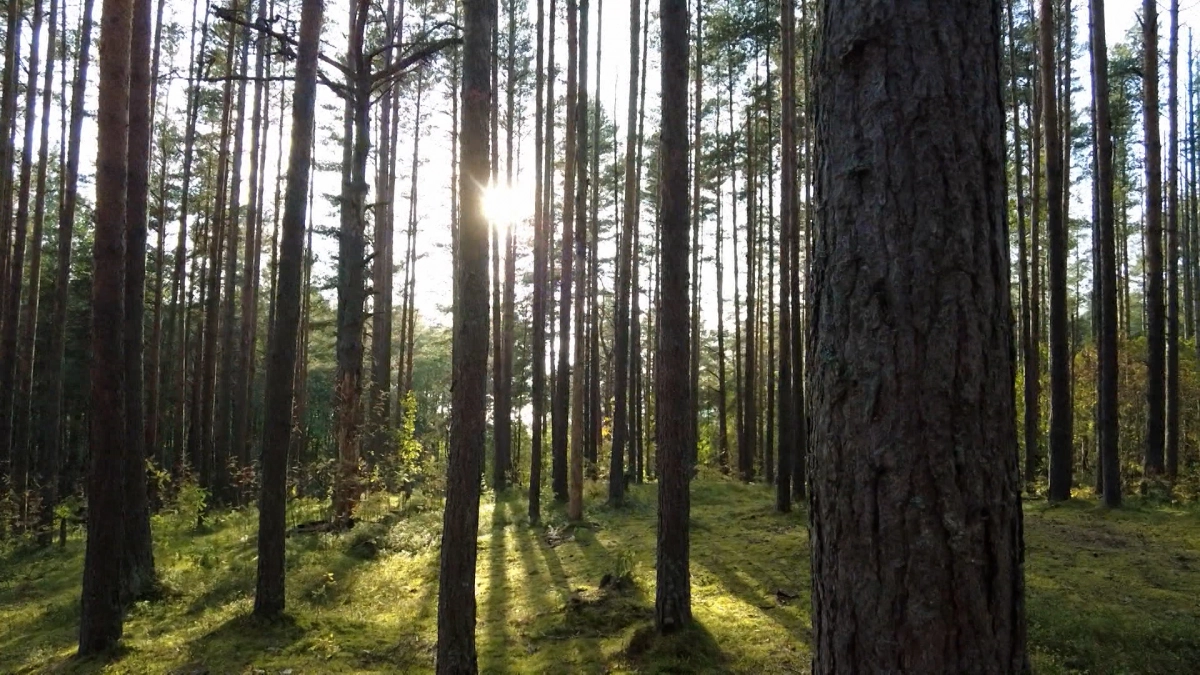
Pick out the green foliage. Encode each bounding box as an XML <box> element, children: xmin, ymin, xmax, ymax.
<box><xmin>171</xmin><ymin>477</ymin><xmax>209</xmax><ymax>531</ymax></box>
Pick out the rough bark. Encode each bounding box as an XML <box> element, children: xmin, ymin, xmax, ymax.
<box><xmin>808</xmin><ymin>0</ymin><xmax>1027</xmax><ymax>670</ymax></box>
<box><xmin>254</xmin><ymin>0</ymin><xmax>323</xmax><ymax>619</ymax></box>
<box><xmin>121</xmin><ymin>0</ymin><xmax>156</xmax><ymax>601</ymax></box>
<box><xmin>656</xmin><ymin>0</ymin><xmax>692</xmax><ymax>634</ymax></box>
<box><xmin>435</xmin><ymin>0</ymin><xmax>490</xmax><ymax>662</ymax></box>
<box><xmin>1144</xmin><ymin>0</ymin><xmax>1166</xmax><ymax>477</ymax></box>
<box><xmin>79</xmin><ymin>0</ymin><xmax>133</xmax><ymax>653</ymax></box>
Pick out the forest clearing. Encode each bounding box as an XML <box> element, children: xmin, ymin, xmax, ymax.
<box><xmin>3</xmin><ymin>477</ymin><xmax>1199</xmax><ymax>674</ymax></box>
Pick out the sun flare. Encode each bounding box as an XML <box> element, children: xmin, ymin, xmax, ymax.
<box><xmin>480</xmin><ymin>180</ymin><xmax>534</xmax><ymax>226</ymax></box>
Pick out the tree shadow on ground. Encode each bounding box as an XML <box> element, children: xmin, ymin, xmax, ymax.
<box><xmin>178</xmin><ymin>612</ymin><xmax>306</xmax><ymax>673</ymax></box>
<box><xmin>624</xmin><ymin>617</ymin><xmax>728</xmax><ymax>673</ymax></box>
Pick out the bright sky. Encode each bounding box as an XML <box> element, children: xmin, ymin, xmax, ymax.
<box><xmin>48</xmin><ymin>0</ymin><xmax>1200</xmax><ymax>333</ymax></box>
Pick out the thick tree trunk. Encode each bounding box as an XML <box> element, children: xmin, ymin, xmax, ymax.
<box><xmin>808</xmin><ymin>1</ymin><xmax>1027</xmax><ymax>670</ymax></box>
<box><xmin>254</xmin><ymin>0</ymin><xmax>323</xmax><ymax>618</ymax></box>
<box><xmin>79</xmin><ymin>0</ymin><xmax>133</xmax><ymax>653</ymax></box>
<box><xmin>435</xmin><ymin>0</ymin><xmax>490</xmax><ymax>663</ymax></box>
<box><xmin>656</xmin><ymin>0</ymin><xmax>691</xmax><ymax>633</ymax></box>
<box><xmin>121</xmin><ymin>0</ymin><xmax>156</xmax><ymax>601</ymax></box>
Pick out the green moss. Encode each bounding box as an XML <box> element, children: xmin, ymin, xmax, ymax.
<box><xmin>1</xmin><ymin>479</ymin><xmax>1198</xmax><ymax>673</ymax></box>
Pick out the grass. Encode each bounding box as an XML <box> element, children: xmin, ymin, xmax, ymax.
<box><xmin>0</xmin><ymin>475</ymin><xmax>1197</xmax><ymax>674</ymax></box>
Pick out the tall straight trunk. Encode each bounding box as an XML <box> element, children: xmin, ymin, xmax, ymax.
<box><xmin>254</xmin><ymin>0</ymin><xmax>323</xmax><ymax>618</ymax></box>
<box><xmin>196</xmin><ymin>18</ymin><xmax>239</xmax><ymax>491</ymax></box>
<box><xmin>530</xmin><ymin>0</ymin><xmax>549</xmax><ymax>520</ymax></box>
<box><xmin>688</xmin><ymin>0</ymin><xmax>703</xmax><ymax>471</ymax></box>
<box><xmin>554</xmin><ymin>0</ymin><xmax>579</xmax><ymax>504</ymax></box>
<box><xmin>121</xmin><ymin>0</ymin><xmax>156</xmax><ymax>601</ymax></box>
<box><xmin>728</xmin><ymin>68</ymin><xmax>743</xmax><ymax>484</ymax></box>
<box><xmin>1041</xmin><ymin>0</ymin><xmax>1072</xmax><ymax>501</ymax></box>
<box><xmin>791</xmin><ymin>0</ymin><xmax>807</xmax><ymax>500</ymax></box>
<box><xmin>79</xmin><ymin>0</ymin><xmax>133</xmax><ymax>652</ymax></box>
<box><xmin>609</xmin><ymin>0</ymin><xmax>641</xmax><ymax>502</ymax></box>
<box><xmin>568</xmin><ymin>0</ymin><xmax>591</xmax><ymax>522</ymax></box>
<box><xmin>169</xmin><ymin>0</ymin><xmax>209</xmax><ymax>475</ymax></box>
<box><xmin>740</xmin><ymin>111</ymin><xmax>757</xmax><ymax>482</ymax></box>
<box><xmin>635</xmin><ymin>0</ymin><xmax>649</xmax><ymax>483</ymax></box>
<box><xmin>215</xmin><ymin>6</ymin><xmax>253</xmax><ymax>504</ymax></box>
<box><xmin>0</xmin><ymin>0</ymin><xmax>24</xmax><ymax>353</ymax></box>
<box><xmin>146</xmin><ymin>0</ymin><xmax>171</xmax><ymax>470</ymax></box>
<box><xmin>1166</xmin><ymin>0</ymin><xmax>1181</xmax><ymax>480</ymax></box>
<box><xmin>714</xmin><ymin>70</ymin><xmax>728</xmax><ymax>475</ymax></box>
<box><xmin>436</xmin><ymin>0</ymin><xmax>490</xmax><ymax>661</ymax></box>
<box><xmin>14</xmin><ymin>0</ymin><xmax>57</xmax><ymax>525</ymax></box>
<box><xmin>586</xmin><ymin>0</ymin><xmax>603</xmax><ymax>479</ymax></box>
<box><xmin>332</xmin><ymin>0</ymin><xmax>372</xmax><ymax>524</ymax></box>
<box><xmin>809</xmin><ymin>0</ymin><xmax>1026</xmax><ymax>668</ymax></box>
<box><xmin>1091</xmin><ymin>0</ymin><xmax>1121</xmax><ymax>504</ymax></box>
<box><xmin>235</xmin><ymin>0</ymin><xmax>271</xmax><ymax>470</ymax></box>
<box><xmin>39</xmin><ymin>0</ymin><xmax>91</xmax><ymax>543</ymax></box>
<box><xmin>656</xmin><ymin>0</ymin><xmax>692</xmax><ymax>633</ymax></box>
<box><xmin>0</xmin><ymin>0</ymin><xmax>43</xmax><ymax>501</ymax></box>
<box><xmin>1009</xmin><ymin>0</ymin><xmax>1035</xmax><ymax>486</ymax></box>
<box><xmin>1144</xmin><ymin>0</ymin><xmax>1167</xmax><ymax>477</ymax></box>
<box><xmin>1029</xmin><ymin>26</ymin><xmax>1043</xmax><ymax>476</ymax></box>
<box><xmin>776</xmin><ymin>0</ymin><xmax>796</xmax><ymax>511</ymax></box>
<box><xmin>369</xmin><ymin>0</ymin><xmax>398</xmax><ymax>464</ymax></box>
<box><xmin>500</xmin><ymin>0</ymin><xmax>518</xmax><ymax>491</ymax></box>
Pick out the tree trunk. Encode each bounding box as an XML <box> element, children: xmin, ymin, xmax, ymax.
<box><xmin>79</xmin><ymin>0</ymin><xmax>133</xmax><ymax>652</ymax></box>
<box><xmin>656</xmin><ymin>0</ymin><xmax>692</xmax><ymax>633</ymax></box>
<box><xmin>121</xmin><ymin>0</ymin><xmax>156</xmax><ymax>601</ymax></box>
<box><xmin>552</xmin><ymin>0</ymin><xmax>577</xmax><ymax>504</ymax></box>
<box><xmin>435</xmin><ymin>0</ymin><xmax>490</xmax><ymax>663</ymax></box>
<box><xmin>254</xmin><ymin>0</ymin><xmax>323</xmax><ymax>619</ymax></box>
<box><xmin>608</xmin><ymin>0</ymin><xmax>641</xmax><ymax>503</ymax></box>
<box><xmin>35</xmin><ymin>0</ymin><xmax>93</xmax><ymax>546</ymax></box>
<box><xmin>1090</xmin><ymin>0</ymin><xmax>1120</xmax><ymax>507</ymax></box>
<box><xmin>0</xmin><ymin>0</ymin><xmax>43</xmax><ymax>510</ymax></box>
<box><xmin>776</xmin><ymin>0</ymin><xmax>795</xmax><ymax>512</ymax></box>
<box><xmin>1166</xmin><ymin>0</ymin><xmax>1181</xmax><ymax>480</ymax></box>
<box><xmin>1144</xmin><ymin>0</ymin><xmax>1166</xmax><ymax>477</ymax></box>
<box><xmin>530</xmin><ymin>0</ymin><xmax>549</xmax><ymax>520</ymax></box>
<box><xmin>740</xmin><ymin>111</ymin><xmax>757</xmax><ymax>483</ymax></box>
<box><xmin>568</xmin><ymin>0</ymin><xmax>590</xmax><ymax>522</ymax></box>
<box><xmin>1041</xmin><ymin>0</ymin><xmax>1072</xmax><ymax>501</ymax></box>
<box><xmin>808</xmin><ymin>1</ymin><xmax>1027</xmax><ymax>669</ymax></box>
<box><xmin>14</xmin><ymin>0</ymin><xmax>57</xmax><ymax>529</ymax></box>
<box><xmin>332</xmin><ymin>0</ymin><xmax>372</xmax><ymax>524</ymax></box>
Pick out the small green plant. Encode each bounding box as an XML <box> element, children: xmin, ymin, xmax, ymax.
<box><xmin>173</xmin><ymin>477</ymin><xmax>208</xmax><ymax>531</ymax></box>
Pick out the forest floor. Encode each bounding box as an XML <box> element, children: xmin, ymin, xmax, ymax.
<box><xmin>2</xmin><ymin>474</ymin><xmax>1199</xmax><ymax>674</ymax></box>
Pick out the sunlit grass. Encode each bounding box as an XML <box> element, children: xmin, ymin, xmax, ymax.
<box><xmin>1</xmin><ymin>475</ymin><xmax>1198</xmax><ymax>673</ymax></box>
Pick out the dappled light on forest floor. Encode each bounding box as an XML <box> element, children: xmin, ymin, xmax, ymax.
<box><xmin>2</xmin><ymin>476</ymin><xmax>1199</xmax><ymax>673</ymax></box>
